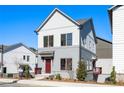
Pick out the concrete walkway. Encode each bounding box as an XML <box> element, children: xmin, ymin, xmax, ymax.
<box><xmin>17</xmin><ymin>79</ymin><xmax>118</xmax><ymax>87</ymax></box>
<box><xmin>0</xmin><ymin>78</ymin><xmax>122</xmax><ymax>87</ymax></box>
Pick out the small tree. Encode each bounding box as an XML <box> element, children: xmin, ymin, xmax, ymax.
<box><xmin>24</xmin><ymin>65</ymin><xmax>30</xmax><ymax>79</ymax></box>
<box><xmin>76</xmin><ymin>60</ymin><xmax>87</xmax><ymax>81</ymax></box>
<box><xmin>110</xmin><ymin>66</ymin><xmax>116</xmax><ymax>84</ymax></box>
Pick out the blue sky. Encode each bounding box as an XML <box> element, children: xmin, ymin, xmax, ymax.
<box><xmin>0</xmin><ymin>5</ymin><xmax>112</xmax><ymax>48</ymax></box>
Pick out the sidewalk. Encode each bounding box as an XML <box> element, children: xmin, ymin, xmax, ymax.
<box><xmin>0</xmin><ymin>78</ymin><xmax>18</xmax><ymax>83</ymax></box>
<box><xmin>17</xmin><ymin>79</ymin><xmax>118</xmax><ymax>87</ymax></box>
<box><xmin>0</xmin><ymin>78</ymin><xmax>122</xmax><ymax>87</ymax></box>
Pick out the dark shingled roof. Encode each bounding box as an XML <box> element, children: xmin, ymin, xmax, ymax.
<box><xmin>0</xmin><ymin>43</ymin><xmax>36</xmax><ymax>54</ymax></box>
<box><xmin>0</xmin><ymin>45</ymin><xmax>9</xmax><ymax>53</ymax></box>
<box><xmin>76</xmin><ymin>19</ymin><xmax>88</xmax><ymax>25</ymax></box>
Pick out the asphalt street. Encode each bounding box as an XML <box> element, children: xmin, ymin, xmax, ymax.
<box><xmin>0</xmin><ymin>82</ymin><xmax>39</xmax><ymax>87</ymax></box>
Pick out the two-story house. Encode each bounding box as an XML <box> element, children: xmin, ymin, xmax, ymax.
<box><xmin>108</xmin><ymin>5</ymin><xmax>124</xmax><ymax>81</ymax></box>
<box><xmin>35</xmin><ymin>8</ymin><xmax>97</xmax><ymax>80</ymax></box>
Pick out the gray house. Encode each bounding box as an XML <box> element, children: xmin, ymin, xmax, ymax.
<box><xmin>95</xmin><ymin>37</ymin><xmax>112</xmax><ymax>83</ymax></box>
<box><xmin>35</xmin><ymin>8</ymin><xmax>97</xmax><ymax>80</ymax></box>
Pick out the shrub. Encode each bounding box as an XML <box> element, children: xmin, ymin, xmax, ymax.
<box><xmin>24</xmin><ymin>65</ymin><xmax>30</xmax><ymax>79</ymax></box>
<box><xmin>76</xmin><ymin>60</ymin><xmax>87</xmax><ymax>81</ymax></box>
<box><xmin>55</xmin><ymin>74</ymin><xmax>61</xmax><ymax>80</ymax></box>
<box><xmin>110</xmin><ymin>66</ymin><xmax>116</xmax><ymax>84</ymax></box>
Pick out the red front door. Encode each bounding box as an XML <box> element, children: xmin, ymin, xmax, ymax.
<box><xmin>45</xmin><ymin>59</ymin><xmax>51</xmax><ymax>73</ymax></box>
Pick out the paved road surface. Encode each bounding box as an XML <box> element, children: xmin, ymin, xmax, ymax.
<box><xmin>0</xmin><ymin>82</ymin><xmax>39</xmax><ymax>87</ymax></box>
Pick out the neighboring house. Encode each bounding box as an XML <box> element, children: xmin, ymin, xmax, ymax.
<box><xmin>0</xmin><ymin>43</ymin><xmax>36</xmax><ymax>78</ymax></box>
<box><xmin>108</xmin><ymin>5</ymin><xmax>124</xmax><ymax>81</ymax></box>
<box><xmin>95</xmin><ymin>37</ymin><xmax>112</xmax><ymax>83</ymax></box>
<box><xmin>35</xmin><ymin>8</ymin><xmax>97</xmax><ymax>80</ymax></box>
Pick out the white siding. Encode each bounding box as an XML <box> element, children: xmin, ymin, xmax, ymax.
<box><xmin>3</xmin><ymin>46</ymin><xmax>36</xmax><ymax>74</ymax></box>
<box><xmin>113</xmin><ymin>6</ymin><xmax>124</xmax><ymax>73</ymax></box>
<box><xmin>96</xmin><ymin>59</ymin><xmax>112</xmax><ymax>74</ymax></box>
<box><xmin>38</xmin><ymin>11</ymin><xmax>79</xmax><ymax>48</ymax></box>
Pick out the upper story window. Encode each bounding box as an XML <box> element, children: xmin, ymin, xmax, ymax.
<box><xmin>61</xmin><ymin>33</ymin><xmax>72</xmax><ymax>46</ymax></box>
<box><xmin>23</xmin><ymin>55</ymin><xmax>26</xmax><ymax>60</ymax></box>
<box><xmin>43</xmin><ymin>35</ymin><xmax>53</xmax><ymax>47</ymax></box>
<box><xmin>23</xmin><ymin>55</ymin><xmax>30</xmax><ymax>62</ymax></box>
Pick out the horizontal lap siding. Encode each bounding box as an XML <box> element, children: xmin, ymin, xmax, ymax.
<box><xmin>113</xmin><ymin>7</ymin><xmax>124</xmax><ymax>73</ymax></box>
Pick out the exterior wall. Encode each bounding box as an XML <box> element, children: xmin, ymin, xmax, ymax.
<box><xmin>38</xmin><ymin>11</ymin><xmax>80</xmax><ymax>48</ymax></box>
<box><xmin>81</xmin><ymin>47</ymin><xmax>96</xmax><ymax>71</ymax></box>
<box><xmin>96</xmin><ymin>59</ymin><xmax>112</xmax><ymax>75</ymax></box>
<box><xmin>113</xmin><ymin>6</ymin><xmax>124</xmax><ymax>73</ymax></box>
<box><xmin>80</xmin><ymin>21</ymin><xmax>96</xmax><ymax>54</ymax></box>
<box><xmin>96</xmin><ymin>38</ymin><xmax>112</xmax><ymax>58</ymax></box>
<box><xmin>3</xmin><ymin>46</ymin><xmax>36</xmax><ymax>74</ymax></box>
<box><xmin>96</xmin><ymin>38</ymin><xmax>112</xmax><ymax>82</ymax></box>
<box><xmin>38</xmin><ymin>46</ymin><xmax>79</xmax><ymax>79</ymax></box>
<box><xmin>81</xmin><ymin>48</ymin><xmax>96</xmax><ymax>80</ymax></box>
<box><xmin>80</xmin><ymin>21</ymin><xmax>96</xmax><ymax>80</ymax></box>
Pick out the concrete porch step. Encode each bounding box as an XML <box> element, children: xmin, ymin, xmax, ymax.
<box><xmin>97</xmin><ymin>74</ymin><xmax>110</xmax><ymax>83</ymax></box>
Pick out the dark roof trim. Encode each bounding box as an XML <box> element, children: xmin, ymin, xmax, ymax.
<box><xmin>89</xmin><ymin>18</ymin><xmax>97</xmax><ymax>44</ymax></box>
<box><xmin>96</xmin><ymin>37</ymin><xmax>112</xmax><ymax>44</ymax></box>
<box><xmin>108</xmin><ymin>5</ymin><xmax>123</xmax><ymax>33</ymax></box>
<box><xmin>3</xmin><ymin>43</ymin><xmax>36</xmax><ymax>54</ymax></box>
<box><xmin>35</xmin><ymin>8</ymin><xmax>80</xmax><ymax>32</ymax></box>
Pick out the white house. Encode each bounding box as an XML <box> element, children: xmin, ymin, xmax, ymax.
<box><xmin>35</xmin><ymin>8</ymin><xmax>97</xmax><ymax>80</ymax></box>
<box><xmin>108</xmin><ymin>5</ymin><xmax>124</xmax><ymax>81</ymax></box>
<box><xmin>0</xmin><ymin>43</ymin><xmax>37</xmax><ymax>78</ymax></box>
<box><xmin>95</xmin><ymin>37</ymin><xmax>112</xmax><ymax>83</ymax></box>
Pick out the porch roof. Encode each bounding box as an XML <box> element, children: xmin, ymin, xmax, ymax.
<box><xmin>39</xmin><ymin>51</ymin><xmax>54</xmax><ymax>57</ymax></box>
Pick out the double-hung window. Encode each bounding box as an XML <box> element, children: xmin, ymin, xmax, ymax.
<box><xmin>61</xmin><ymin>33</ymin><xmax>72</xmax><ymax>46</ymax></box>
<box><xmin>60</xmin><ymin>58</ymin><xmax>72</xmax><ymax>70</ymax></box>
<box><xmin>43</xmin><ymin>35</ymin><xmax>53</xmax><ymax>47</ymax></box>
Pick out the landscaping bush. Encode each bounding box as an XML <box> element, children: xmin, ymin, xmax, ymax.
<box><xmin>76</xmin><ymin>60</ymin><xmax>87</xmax><ymax>81</ymax></box>
<box><xmin>110</xmin><ymin>66</ymin><xmax>116</xmax><ymax>84</ymax></box>
<box><xmin>24</xmin><ymin>65</ymin><xmax>30</xmax><ymax>79</ymax></box>
<box><xmin>55</xmin><ymin>74</ymin><xmax>61</xmax><ymax>80</ymax></box>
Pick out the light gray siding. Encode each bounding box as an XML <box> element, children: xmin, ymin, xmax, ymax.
<box><xmin>38</xmin><ymin>46</ymin><xmax>79</xmax><ymax>79</ymax></box>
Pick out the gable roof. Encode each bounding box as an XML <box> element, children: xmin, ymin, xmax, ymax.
<box><xmin>35</xmin><ymin>8</ymin><xmax>97</xmax><ymax>43</ymax></box>
<box><xmin>77</xmin><ymin>18</ymin><xmax>97</xmax><ymax>43</ymax></box>
<box><xmin>35</xmin><ymin>8</ymin><xmax>80</xmax><ymax>32</ymax></box>
<box><xmin>108</xmin><ymin>5</ymin><xmax>123</xmax><ymax>33</ymax></box>
<box><xmin>0</xmin><ymin>43</ymin><xmax>36</xmax><ymax>54</ymax></box>
<box><xmin>76</xmin><ymin>19</ymin><xmax>88</xmax><ymax>25</ymax></box>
